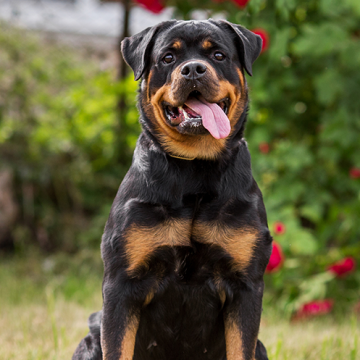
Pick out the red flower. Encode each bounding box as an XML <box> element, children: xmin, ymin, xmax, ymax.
<box><xmin>134</xmin><ymin>0</ymin><xmax>164</xmax><ymax>13</ymax></box>
<box><xmin>231</xmin><ymin>0</ymin><xmax>251</xmax><ymax>7</ymax></box>
<box><xmin>328</xmin><ymin>257</ymin><xmax>356</xmax><ymax>277</ymax></box>
<box><xmin>266</xmin><ymin>242</ymin><xmax>284</xmax><ymax>273</ymax></box>
<box><xmin>273</xmin><ymin>221</ymin><xmax>286</xmax><ymax>235</ymax></box>
<box><xmin>251</xmin><ymin>28</ymin><xmax>269</xmax><ymax>53</ymax></box>
<box><xmin>350</xmin><ymin>167</ymin><xmax>360</xmax><ymax>179</ymax></box>
<box><xmin>293</xmin><ymin>299</ymin><xmax>334</xmax><ymax>320</ymax></box>
<box><xmin>259</xmin><ymin>142</ymin><xmax>270</xmax><ymax>154</ymax></box>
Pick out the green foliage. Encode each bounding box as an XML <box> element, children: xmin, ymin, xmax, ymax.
<box><xmin>1</xmin><ymin>0</ymin><xmax>360</xmax><ymax>311</ymax></box>
<box><xmin>0</xmin><ymin>25</ymin><xmax>139</xmax><ymax>251</ymax></box>
<box><xmin>224</xmin><ymin>0</ymin><xmax>360</xmax><ymax>313</ymax></box>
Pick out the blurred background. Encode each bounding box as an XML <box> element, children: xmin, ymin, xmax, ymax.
<box><xmin>0</xmin><ymin>0</ymin><xmax>359</xmax><ymax>359</ymax></box>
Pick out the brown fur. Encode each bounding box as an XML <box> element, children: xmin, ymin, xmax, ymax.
<box><xmin>144</xmin><ymin>63</ymin><xmax>246</xmax><ymax>160</ymax></box>
<box><xmin>224</xmin><ymin>318</ymin><xmax>245</xmax><ymax>360</ymax></box>
<box><xmin>172</xmin><ymin>40</ymin><xmax>182</xmax><ymax>49</ymax></box>
<box><xmin>202</xmin><ymin>39</ymin><xmax>213</xmax><ymax>49</ymax></box>
<box><xmin>124</xmin><ymin>219</ymin><xmax>192</xmax><ymax>275</ymax></box>
<box><xmin>193</xmin><ymin>221</ymin><xmax>258</xmax><ymax>272</ymax></box>
<box><xmin>120</xmin><ymin>316</ymin><xmax>140</xmax><ymax>360</ymax></box>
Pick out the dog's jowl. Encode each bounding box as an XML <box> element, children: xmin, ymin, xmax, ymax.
<box><xmin>72</xmin><ymin>19</ymin><xmax>272</xmax><ymax>360</ymax></box>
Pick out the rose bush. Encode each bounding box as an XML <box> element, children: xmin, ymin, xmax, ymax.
<box><xmin>234</xmin><ymin>0</ymin><xmax>360</xmax><ymax>316</ymax></box>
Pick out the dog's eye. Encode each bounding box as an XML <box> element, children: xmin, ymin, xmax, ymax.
<box><xmin>163</xmin><ymin>54</ymin><xmax>175</xmax><ymax>64</ymax></box>
<box><xmin>214</xmin><ymin>52</ymin><xmax>225</xmax><ymax>61</ymax></box>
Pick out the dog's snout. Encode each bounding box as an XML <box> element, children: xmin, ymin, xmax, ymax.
<box><xmin>181</xmin><ymin>62</ymin><xmax>207</xmax><ymax>80</ymax></box>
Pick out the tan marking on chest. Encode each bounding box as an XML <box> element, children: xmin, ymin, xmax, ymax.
<box><xmin>193</xmin><ymin>221</ymin><xmax>258</xmax><ymax>272</ymax></box>
<box><xmin>143</xmin><ymin>290</ymin><xmax>155</xmax><ymax>306</ymax></box>
<box><xmin>214</xmin><ymin>274</ymin><xmax>226</xmax><ymax>306</ymax></box>
<box><xmin>125</xmin><ymin>219</ymin><xmax>192</xmax><ymax>274</ymax></box>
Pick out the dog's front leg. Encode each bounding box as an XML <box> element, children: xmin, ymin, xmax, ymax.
<box><xmin>101</xmin><ymin>274</ymin><xmax>144</xmax><ymax>360</ymax></box>
<box><xmin>224</xmin><ymin>279</ymin><xmax>264</xmax><ymax>360</ymax></box>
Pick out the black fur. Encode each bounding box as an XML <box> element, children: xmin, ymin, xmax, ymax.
<box><xmin>73</xmin><ymin>311</ymin><xmax>268</xmax><ymax>360</ymax></box>
<box><xmin>212</xmin><ymin>20</ymin><xmax>263</xmax><ymax>76</ymax></box>
<box><xmin>72</xmin><ymin>312</ymin><xmax>102</xmax><ymax>360</ymax></box>
<box><xmin>73</xmin><ymin>20</ymin><xmax>270</xmax><ymax>360</ymax></box>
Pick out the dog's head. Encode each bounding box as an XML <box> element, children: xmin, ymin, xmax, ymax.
<box><xmin>121</xmin><ymin>20</ymin><xmax>262</xmax><ymax>160</ymax></box>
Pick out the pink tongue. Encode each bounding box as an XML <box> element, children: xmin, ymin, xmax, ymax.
<box><xmin>184</xmin><ymin>98</ymin><xmax>231</xmax><ymax>139</ymax></box>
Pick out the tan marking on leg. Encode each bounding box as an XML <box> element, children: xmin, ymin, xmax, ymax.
<box><xmin>125</xmin><ymin>219</ymin><xmax>192</xmax><ymax>275</ymax></box>
<box><xmin>119</xmin><ymin>315</ymin><xmax>140</xmax><ymax>360</ymax></box>
<box><xmin>224</xmin><ymin>318</ymin><xmax>244</xmax><ymax>360</ymax></box>
<box><xmin>193</xmin><ymin>222</ymin><xmax>258</xmax><ymax>272</ymax></box>
<box><xmin>100</xmin><ymin>324</ymin><xmax>108</xmax><ymax>360</ymax></box>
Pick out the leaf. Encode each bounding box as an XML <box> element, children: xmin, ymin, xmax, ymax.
<box><xmin>314</xmin><ymin>70</ymin><xmax>344</xmax><ymax>105</ymax></box>
<box><xmin>293</xmin><ymin>23</ymin><xmax>348</xmax><ymax>57</ymax></box>
<box><xmin>290</xmin><ymin>229</ymin><xmax>318</xmax><ymax>255</ymax></box>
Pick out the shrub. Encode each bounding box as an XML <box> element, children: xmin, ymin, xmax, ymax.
<box><xmin>230</xmin><ymin>0</ymin><xmax>360</xmax><ymax>314</ymax></box>
<box><xmin>0</xmin><ymin>25</ymin><xmax>140</xmax><ymax>251</ymax></box>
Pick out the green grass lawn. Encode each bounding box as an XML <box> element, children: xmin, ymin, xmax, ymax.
<box><xmin>1</xmin><ymin>250</ymin><xmax>359</xmax><ymax>360</ymax></box>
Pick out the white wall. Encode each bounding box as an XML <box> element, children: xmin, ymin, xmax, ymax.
<box><xmin>0</xmin><ymin>0</ymin><xmax>173</xmax><ymax>37</ymax></box>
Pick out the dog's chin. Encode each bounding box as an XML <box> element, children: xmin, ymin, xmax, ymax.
<box><xmin>162</xmin><ymin>91</ymin><xmax>230</xmax><ymax>136</ymax></box>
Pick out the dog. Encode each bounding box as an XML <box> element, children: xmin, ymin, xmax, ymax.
<box><xmin>73</xmin><ymin>19</ymin><xmax>272</xmax><ymax>360</ymax></box>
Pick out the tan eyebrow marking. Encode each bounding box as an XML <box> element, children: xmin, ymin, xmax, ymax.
<box><xmin>202</xmin><ymin>39</ymin><xmax>213</xmax><ymax>49</ymax></box>
<box><xmin>172</xmin><ymin>40</ymin><xmax>182</xmax><ymax>49</ymax></box>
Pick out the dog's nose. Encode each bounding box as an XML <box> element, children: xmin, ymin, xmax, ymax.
<box><xmin>181</xmin><ymin>62</ymin><xmax>207</xmax><ymax>80</ymax></box>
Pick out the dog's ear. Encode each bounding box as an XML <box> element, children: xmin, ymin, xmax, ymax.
<box><xmin>121</xmin><ymin>20</ymin><xmax>177</xmax><ymax>81</ymax></box>
<box><xmin>212</xmin><ymin>20</ymin><xmax>262</xmax><ymax>76</ymax></box>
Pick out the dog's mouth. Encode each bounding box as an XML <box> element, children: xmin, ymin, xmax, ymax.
<box><xmin>163</xmin><ymin>92</ymin><xmax>231</xmax><ymax>139</ymax></box>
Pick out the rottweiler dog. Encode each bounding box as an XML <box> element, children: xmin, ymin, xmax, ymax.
<box><xmin>73</xmin><ymin>19</ymin><xmax>272</xmax><ymax>360</ymax></box>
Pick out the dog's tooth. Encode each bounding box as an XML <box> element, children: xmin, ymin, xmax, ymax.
<box><xmin>179</xmin><ymin>106</ymin><xmax>191</xmax><ymax>120</ymax></box>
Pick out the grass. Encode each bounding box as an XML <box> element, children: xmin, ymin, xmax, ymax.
<box><xmin>1</xmin><ymin>250</ymin><xmax>359</xmax><ymax>360</ymax></box>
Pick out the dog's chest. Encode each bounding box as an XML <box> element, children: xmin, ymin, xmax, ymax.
<box><xmin>134</xmin><ymin>258</ymin><xmax>227</xmax><ymax>360</ymax></box>
<box><xmin>135</xmin><ymin>291</ymin><xmax>227</xmax><ymax>360</ymax></box>
<box><xmin>124</xmin><ymin>214</ymin><xmax>258</xmax><ymax>277</ymax></box>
